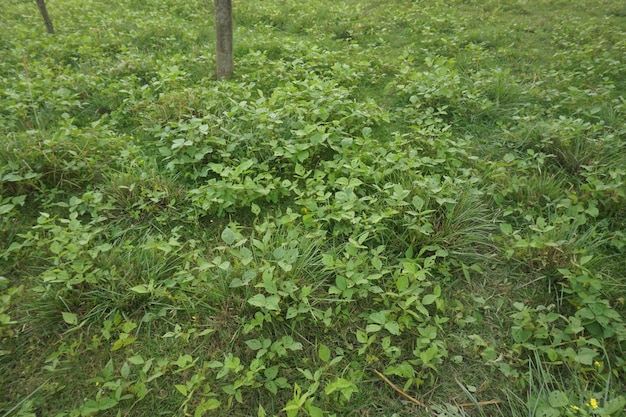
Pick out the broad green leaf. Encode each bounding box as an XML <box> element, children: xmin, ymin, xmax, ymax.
<box><xmin>366</xmin><ymin>324</ymin><xmax>381</xmax><ymax>333</ymax></box>
<box><xmin>371</xmin><ymin>257</ymin><xmax>382</xmax><ymax>270</ymax></box>
<box><xmin>422</xmin><ymin>294</ymin><xmax>437</xmax><ymax>305</ymax></box>
<box><xmin>384</xmin><ymin>321</ymin><xmax>400</xmax><ymax>335</ymax></box>
<box><xmin>547</xmin><ymin>390</ymin><xmax>569</xmax><ymax>408</ymax></box>
<box><xmin>175</xmin><ymin>384</ymin><xmax>188</xmax><ymax>396</ymax></box>
<box><xmin>0</xmin><ymin>204</ymin><xmax>14</xmax><ymax>215</ymax></box>
<box><xmin>419</xmin><ymin>326</ymin><xmax>437</xmax><ymax>340</ymax></box>
<box><xmin>574</xmin><ymin>347</ymin><xmax>598</xmax><ymax>365</ymax></box>
<box><xmin>535</xmin><ymin>405</ymin><xmax>560</xmax><ymax>417</ymax></box>
<box><xmin>604</xmin><ymin>396</ymin><xmax>626</xmax><ymax>415</ymax></box>
<box><xmin>62</xmin><ymin>312</ymin><xmax>78</xmax><ymax>325</ymax></box>
<box><xmin>265</xmin><ymin>295</ymin><xmax>281</xmax><ymax>311</ymax></box>
<box><xmin>264</xmin><ymin>366</ymin><xmax>279</xmax><ymax>380</ymax></box>
<box><xmin>97</xmin><ymin>397</ymin><xmax>118</xmax><ymax>410</ymax></box>
<box><xmin>412</xmin><ymin>196</ymin><xmax>425</xmax><ymax>211</ymax></box>
<box><xmin>420</xmin><ymin>345</ymin><xmax>439</xmax><ymax>364</ymax></box>
<box><xmin>194</xmin><ymin>399</ymin><xmax>221</xmax><ymax>416</ymax></box>
<box><xmin>50</xmin><ymin>241</ymin><xmax>63</xmax><ymax>255</ymax></box>
<box><xmin>248</xmin><ymin>294</ymin><xmax>267</xmax><ymax>308</ymax></box>
<box><xmin>127</xmin><ymin>355</ymin><xmax>144</xmax><ymax>365</ymax></box>
<box><xmin>325</xmin><ymin>377</ymin><xmax>358</xmax><ymax>400</ymax></box>
<box><xmin>369</xmin><ymin>311</ymin><xmax>386</xmax><ymax>325</ymax></box>
<box><xmin>499</xmin><ymin>223</ymin><xmax>513</xmax><ymax>234</ymax></box>
<box><xmin>120</xmin><ymin>362</ymin><xmax>130</xmax><ymax>379</ymax></box>
<box><xmin>248</xmin><ymin>294</ymin><xmax>280</xmax><ymax>311</ymax></box>
<box><xmin>396</xmin><ymin>274</ymin><xmax>409</xmax><ymax>291</ymax></box>
<box><xmin>512</xmin><ymin>327</ymin><xmax>532</xmax><ymax>343</ymax></box>
<box><xmin>308</xmin><ymin>405</ymin><xmax>324</xmax><ymax>417</ymax></box>
<box><xmin>318</xmin><ymin>344</ymin><xmax>331</xmax><ymax>362</ymax></box>
<box><xmin>111</xmin><ymin>337</ymin><xmax>136</xmax><ymax>351</ymax></box>
<box><xmin>221</xmin><ymin>227</ymin><xmax>236</xmax><ymax>245</ymax></box>
<box><xmin>130</xmin><ymin>285</ymin><xmax>150</xmax><ymax>294</ymax></box>
<box><xmin>265</xmin><ymin>380</ymin><xmax>278</xmax><ymax>394</ymax></box>
<box><xmin>245</xmin><ymin>339</ymin><xmax>264</xmax><ymax>350</ymax></box>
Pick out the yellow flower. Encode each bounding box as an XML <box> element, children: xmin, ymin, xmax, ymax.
<box><xmin>570</xmin><ymin>405</ymin><xmax>579</xmax><ymax>411</ymax></box>
<box><xmin>589</xmin><ymin>397</ymin><xmax>598</xmax><ymax>409</ymax></box>
<box><xmin>594</xmin><ymin>360</ymin><xmax>601</xmax><ymax>368</ymax></box>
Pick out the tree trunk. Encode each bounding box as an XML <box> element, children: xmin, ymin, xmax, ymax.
<box><xmin>214</xmin><ymin>0</ymin><xmax>233</xmax><ymax>79</ymax></box>
<box><xmin>36</xmin><ymin>0</ymin><xmax>55</xmax><ymax>34</ymax></box>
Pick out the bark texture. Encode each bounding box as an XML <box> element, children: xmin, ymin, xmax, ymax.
<box><xmin>214</xmin><ymin>0</ymin><xmax>233</xmax><ymax>79</ymax></box>
<box><xmin>36</xmin><ymin>0</ymin><xmax>55</xmax><ymax>34</ymax></box>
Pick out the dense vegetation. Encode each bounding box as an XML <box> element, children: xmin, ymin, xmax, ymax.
<box><xmin>1</xmin><ymin>0</ymin><xmax>625</xmax><ymax>416</ymax></box>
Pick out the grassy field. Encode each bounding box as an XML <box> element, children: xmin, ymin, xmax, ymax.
<box><xmin>1</xmin><ymin>0</ymin><xmax>625</xmax><ymax>416</ymax></box>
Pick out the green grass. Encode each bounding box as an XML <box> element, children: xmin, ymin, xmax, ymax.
<box><xmin>1</xmin><ymin>0</ymin><xmax>625</xmax><ymax>416</ymax></box>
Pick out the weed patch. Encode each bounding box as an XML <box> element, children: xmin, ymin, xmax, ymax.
<box><xmin>1</xmin><ymin>0</ymin><xmax>625</xmax><ymax>415</ymax></box>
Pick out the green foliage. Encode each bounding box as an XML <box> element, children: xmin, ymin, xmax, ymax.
<box><xmin>1</xmin><ymin>0</ymin><xmax>625</xmax><ymax>416</ymax></box>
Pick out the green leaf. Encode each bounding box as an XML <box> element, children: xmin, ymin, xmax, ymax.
<box><xmin>49</xmin><ymin>241</ymin><xmax>63</xmax><ymax>255</ymax></box>
<box><xmin>396</xmin><ymin>274</ymin><xmax>409</xmax><ymax>291</ymax></box>
<box><xmin>422</xmin><ymin>294</ymin><xmax>437</xmax><ymax>305</ymax></box>
<box><xmin>248</xmin><ymin>294</ymin><xmax>280</xmax><ymax>311</ymax></box>
<box><xmin>574</xmin><ymin>347</ymin><xmax>598</xmax><ymax>365</ymax></box>
<box><xmin>512</xmin><ymin>327</ymin><xmax>532</xmax><ymax>343</ymax></box>
<box><xmin>127</xmin><ymin>355</ymin><xmax>145</xmax><ymax>365</ymax></box>
<box><xmin>547</xmin><ymin>390</ymin><xmax>569</xmax><ymax>408</ymax></box>
<box><xmin>604</xmin><ymin>396</ymin><xmax>626</xmax><ymax>415</ymax></box>
<box><xmin>369</xmin><ymin>311</ymin><xmax>386</xmax><ymax>325</ymax></box>
<box><xmin>412</xmin><ymin>196</ymin><xmax>425</xmax><ymax>211</ymax></box>
<box><xmin>194</xmin><ymin>399</ymin><xmax>221</xmax><ymax>416</ymax></box>
<box><xmin>325</xmin><ymin>377</ymin><xmax>358</xmax><ymax>401</ymax></box>
<box><xmin>175</xmin><ymin>384</ymin><xmax>188</xmax><ymax>397</ymax></box>
<box><xmin>371</xmin><ymin>257</ymin><xmax>382</xmax><ymax>270</ymax></box>
<box><xmin>366</xmin><ymin>324</ymin><xmax>382</xmax><ymax>333</ymax></box>
<box><xmin>535</xmin><ymin>405</ymin><xmax>560</xmax><ymax>417</ymax></box>
<box><xmin>384</xmin><ymin>321</ymin><xmax>400</xmax><ymax>335</ymax></box>
<box><xmin>318</xmin><ymin>344</ymin><xmax>331</xmax><ymax>362</ymax></box>
<box><xmin>579</xmin><ymin>255</ymin><xmax>593</xmax><ymax>266</ymax></box>
<box><xmin>62</xmin><ymin>312</ymin><xmax>78</xmax><ymax>325</ymax></box>
<box><xmin>130</xmin><ymin>285</ymin><xmax>150</xmax><ymax>294</ymax></box>
<box><xmin>120</xmin><ymin>362</ymin><xmax>130</xmax><ymax>379</ymax></box>
<box><xmin>0</xmin><ymin>204</ymin><xmax>15</xmax><ymax>215</ymax></box>
<box><xmin>419</xmin><ymin>326</ymin><xmax>437</xmax><ymax>340</ymax></box>
<box><xmin>265</xmin><ymin>380</ymin><xmax>278</xmax><ymax>394</ymax></box>
<box><xmin>245</xmin><ymin>339</ymin><xmax>264</xmax><ymax>350</ymax></box>
<box><xmin>81</xmin><ymin>400</ymin><xmax>99</xmax><ymax>415</ymax></box>
<box><xmin>264</xmin><ymin>366</ymin><xmax>279</xmax><ymax>380</ymax></box>
<box><xmin>499</xmin><ymin>223</ymin><xmax>513</xmax><ymax>234</ymax></box>
<box><xmin>175</xmin><ymin>354</ymin><xmax>193</xmax><ymax>368</ymax></box>
<box><xmin>111</xmin><ymin>337</ymin><xmax>136</xmax><ymax>351</ymax></box>
<box><xmin>585</xmin><ymin>205</ymin><xmax>599</xmax><ymax>217</ymax></box>
<box><xmin>308</xmin><ymin>405</ymin><xmax>324</xmax><ymax>417</ymax></box>
<box><xmin>265</xmin><ymin>295</ymin><xmax>281</xmax><ymax>311</ymax></box>
<box><xmin>248</xmin><ymin>294</ymin><xmax>267</xmax><ymax>308</ymax></box>
<box><xmin>419</xmin><ymin>345</ymin><xmax>439</xmax><ymax>364</ymax></box>
<box><xmin>97</xmin><ymin>397</ymin><xmax>118</xmax><ymax>410</ymax></box>
<box><xmin>221</xmin><ymin>227</ymin><xmax>236</xmax><ymax>245</ymax></box>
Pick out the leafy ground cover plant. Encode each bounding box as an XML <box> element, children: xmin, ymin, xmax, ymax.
<box><xmin>1</xmin><ymin>0</ymin><xmax>625</xmax><ymax>416</ymax></box>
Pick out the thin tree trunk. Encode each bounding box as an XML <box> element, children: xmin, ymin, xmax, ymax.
<box><xmin>214</xmin><ymin>0</ymin><xmax>233</xmax><ymax>79</ymax></box>
<box><xmin>36</xmin><ymin>0</ymin><xmax>55</xmax><ymax>34</ymax></box>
